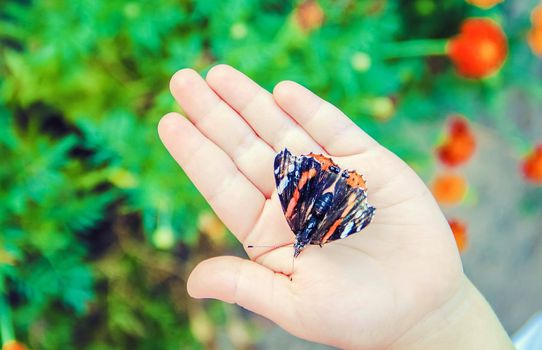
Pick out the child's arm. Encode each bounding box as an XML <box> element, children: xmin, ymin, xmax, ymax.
<box><xmin>158</xmin><ymin>65</ymin><xmax>514</xmax><ymax>350</ymax></box>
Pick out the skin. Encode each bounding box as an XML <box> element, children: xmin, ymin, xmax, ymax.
<box><xmin>158</xmin><ymin>65</ymin><xmax>514</xmax><ymax>350</ymax></box>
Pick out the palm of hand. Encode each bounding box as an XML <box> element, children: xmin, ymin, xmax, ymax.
<box><xmin>158</xmin><ymin>65</ymin><xmax>463</xmax><ymax>349</ymax></box>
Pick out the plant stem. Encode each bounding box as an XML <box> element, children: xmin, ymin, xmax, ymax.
<box><xmin>0</xmin><ymin>278</ymin><xmax>15</xmax><ymax>345</ymax></box>
<box><xmin>380</xmin><ymin>38</ymin><xmax>449</xmax><ymax>59</ymax></box>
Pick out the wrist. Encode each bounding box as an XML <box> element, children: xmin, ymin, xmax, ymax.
<box><xmin>390</xmin><ymin>274</ymin><xmax>514</xmax><ymax>350</ymax></box>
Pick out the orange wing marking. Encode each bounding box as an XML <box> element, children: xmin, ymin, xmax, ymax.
<box><xmin>346</xmin><ymin>170</ymin><xmax>367</xmax><ymax>190</ymax></box>
<box><xmin>320</xmin><ymin>192</ymin><xmax>357</xmax><ymax>243</ymax></box>
<box><xmin>285</xmin><ymin>168</ymin><xmax>317</xmax><ymax>218</ymax></box>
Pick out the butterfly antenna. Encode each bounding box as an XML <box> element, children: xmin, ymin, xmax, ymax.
<box><xmin>245</xmin><ymin>243</ymin><xmax>296</xmax><ymax>281</ymax></box>
<box><xmin>246</xmin><ymin>243</ymin><xmax>294</xmax><ymax>249</ymax></box>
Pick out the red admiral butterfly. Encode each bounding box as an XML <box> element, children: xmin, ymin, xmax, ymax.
<box><xmin>274</xmin><ymin>148</ymin><xmax>375</xmax><ymax>257</ymax></box>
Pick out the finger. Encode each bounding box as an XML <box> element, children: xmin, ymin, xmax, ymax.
<box><xmin>254</xmin><ymin>244</ymin><xmax>296</xmax><ymax>276</ymax></box>
<box><xmin>243</xmin><ymin>191</ymin><xmax>295</xmax><ymax>261</ymax></box>
<box><xmin>205</xmin><ymin>64</ymin><xmax>323</xmax><ymax>154</ymax></box>
<box><xmin>273</xmin><ymin>80</ymin><xmax>379</xmax><ymax>156</ymax></box>
<box><xmin>187</xmin><ymin>256</ymin><xmax>297</xmax><ymax>331</ymax></box>
<box><xmin>158</xmin><ymin>113</ymin><xmax>265</xmax><ymax>241</ymax></box>
<box><xmin>170</xmin><ymin>68</ymin><xmax>276</xmax><ymax>197</ymax></box>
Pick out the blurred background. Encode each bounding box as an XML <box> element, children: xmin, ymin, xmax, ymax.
<box><xmin>1</xmin><ymin>0</ymin><xmax>541</xmax><ymax>349</ymax></box>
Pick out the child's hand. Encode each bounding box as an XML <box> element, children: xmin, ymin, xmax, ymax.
<box><xmin>158</xmin><ymin>65</ymin><xmax>513</xmax><ymax>350</ymax></box>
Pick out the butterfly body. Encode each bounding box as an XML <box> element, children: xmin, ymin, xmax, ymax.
<box><xmin>274</xmin><ymin>149</ymin><xmax>375</xmax><ymax>257</ymax></box>
<box><xmin>293</xmin><ymin>191</ymin><xmax>334</xmax><ymax>256</ymax></box>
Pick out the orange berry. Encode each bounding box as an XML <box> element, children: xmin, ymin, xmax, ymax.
<box><xmin>432</xmin><ymin>173</ymin><xmax>468</xmax><ymax>204</ymax></box>
<box><xmin>447</xmin><ymin>18</ymin><xmax>508</xmax><ymax>78</ymax></box>
<box><xmin>295</xmin><ymin>0</ymin><xmax>324</xmax><ymax>32</ymax></box>
<box><xmin>449</xmin><ymin>219</ymin><xmax>468</xmax><ymax>252</ymax></box>
<box><xmin>2</xmin><ymin>341</ymin><xmax>28</xmax><ymax>350</ymax></box>
<box><xmin>521</xmin><ymin>144</ymin><xmax>542</xmax><ymax>184</ymax></box>
<box><xmin>437</xmin><ymin>117</ymin><xmax>476</xmax><ymax>167</ymax></box>
<box><xmin>531</xmin><ymin>4</ymin><xmax>542</xmax><ymax>28</ymax></box>
<box><xmin>528</xmin><ymin>27</ymin><xmax>542</xmax><ymax>56</ymax></box>
<box><xmin>466</xmin><ymin>0</ymin><xmax>503</xmax><ymax>9</ymax></box>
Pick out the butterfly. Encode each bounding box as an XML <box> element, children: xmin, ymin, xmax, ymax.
<box><xmin>274</xmin><ymin>148</ymin><xmax>375</xmax><ymax>257</ymax></box>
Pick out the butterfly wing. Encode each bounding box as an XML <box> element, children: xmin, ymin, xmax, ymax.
<box><xmin>310</xmin><ymin>170</ymin><xmax>375</xmax><ymax>244</ymax></box>
<box><xmin>274</xmin><ymin>149</ymin><xmax>323</xmax><ymax>234</ymax></box>
<box><xmin>274</xmin><ymin>149</ymin><xmax>375</xmax><ymax>243</ymax></box>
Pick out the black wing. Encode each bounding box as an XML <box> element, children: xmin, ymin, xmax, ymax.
<box><xmin>274</xmin><ymin>149</ymin><xmax>375</xmax><ymax>242</ymax></box>
<box><xmin>274</xmin><ymin>149</ymin><xmax>340</xmax><ymax>235</ymax></box>
<box><xmin>274</xmin><ymin>149</ymin><xmax>317</xmax><ymax>234</ymax></box>
<box><xmin>310</xmin><ymin>170</ymin><xmax>375</xmax><ymax>244</ymax></box>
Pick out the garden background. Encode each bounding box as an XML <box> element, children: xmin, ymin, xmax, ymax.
<box><xmin>1</xmin><ymin>0</ymin><xmax>542</xmax><ymax>349</ymax></box>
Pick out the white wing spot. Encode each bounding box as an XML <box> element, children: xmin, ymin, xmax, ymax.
<box><xmin>287</xmin><ymin>162</ymin><xmax>295</xmax><ymax>173</ymax></box>
<box><xmin>277</xmin><ymin>177</ymin><xmax>289</xmax><ymax>194</ymax></box>
<box><xmin>340</xmin><ymin>221</ymin><xmax>354</xmax><ymax>238</ymax></box>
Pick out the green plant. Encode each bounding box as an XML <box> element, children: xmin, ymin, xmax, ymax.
<box><xmin>0</xmin><ymin>0</ymin><xmax>540</xmax><ymax>348</ymax></box>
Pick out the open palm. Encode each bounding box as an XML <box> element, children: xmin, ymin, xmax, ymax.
<box><xmin>158</xmin><ymin>65</ymin><xmax>463</xmax><ymax>349</ymax></box>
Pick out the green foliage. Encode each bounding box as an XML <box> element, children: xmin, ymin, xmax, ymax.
<box><xmin>0</xmin><ymin>0</ymin><xmax>541</xmax><ymax>348</ymax></box>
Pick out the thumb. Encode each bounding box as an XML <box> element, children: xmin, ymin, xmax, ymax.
<box><xmin>187</xmin><ymin>256</ymin><xmax>295</xmax><ymax>327</ymax></box>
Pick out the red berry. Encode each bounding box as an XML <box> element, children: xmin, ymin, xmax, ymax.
<box><xmin>449</xmin><ymin>219</ymin><xmax>468</xmax><ymax>253</ymax></box>
<box><xmin>447</xmin><ymin>18</ymin><xmax>508</xmax><ymax>78</ymax></box>
<box><xmin>521</xmin><ymin>144</ymin><xmax>542</xmax><ymax>184</ymax></box>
